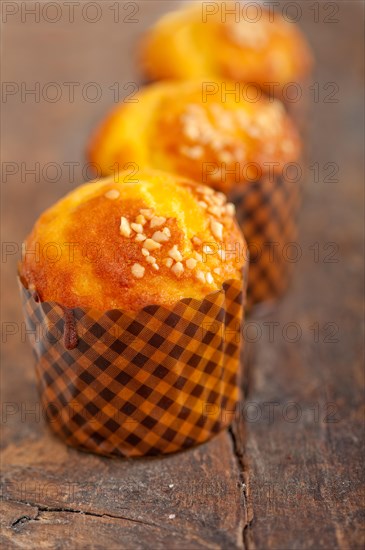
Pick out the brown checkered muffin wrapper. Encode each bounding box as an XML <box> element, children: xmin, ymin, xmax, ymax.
<box><xmin>232</xmin><ymin>175</ymin><xmax>302</xmax><ymax>312</ymax></box>
<box><xmin>19</xmin><ymin>277</ymin><xmax>245</xmax><ymax>457</ymax></box>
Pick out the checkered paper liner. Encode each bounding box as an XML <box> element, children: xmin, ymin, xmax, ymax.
<box><xmin>19</xmin><ymin>277</ymin><xmax>245</xmax><ymax>457</ymax></box>
<box><xmin>232</xmin><ymin>175</ymin><xmax>302</xmax><ymax>311</ymax></box>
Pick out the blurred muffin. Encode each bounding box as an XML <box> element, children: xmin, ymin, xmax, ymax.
<box><xmin>20</xmin><ymin>169</ymin><xmax>246</xmax><ymax>312</ymax></box>
<box><xmin>88</xmin><ymin>81</ymin><xmax>301</xmax><ymax>195</ymax></box>
<box><xmin>140</xmin><ymin>1</ymin><xmax>312</xmax><ymax>94</ymax></box>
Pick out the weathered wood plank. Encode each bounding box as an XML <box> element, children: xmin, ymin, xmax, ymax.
<box><xmin>232</xmin><ymin>4</ymin><xmax>365</xmax><ymax>549</ymax></box>
<box><xmin>1</xmin><ymin>3</ymin><xmax>248</xmax><ymax>549</ymax></box>
<box><xmin>1</xmin><ymin>428</ymin><xmax>247</xmax><ymax>549</ymax></box>
<box><xmin>1</xmin><ymin>1</ymin><xmax>364</xmax><ymax>549</ymax></box>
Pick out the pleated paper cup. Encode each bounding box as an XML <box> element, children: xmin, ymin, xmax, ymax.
<box><xmin>19</xmin><ymin>276</ymin><xmax>246</xmax><ymax>457</ymax></box>
<box><xmin>231</xmin><ymin>175</ymin><xmax>302</xmax><ymax>313</ymax></box>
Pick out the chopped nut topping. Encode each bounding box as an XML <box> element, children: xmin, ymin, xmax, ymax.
<box><xmin>150</xmin><ymin>216</ymin><xmax>166</xmax><ymax>228</ymax></box>
<box><xmin>197</xmin><ymin>185</ymin><xmax>214</xmax><ymax>195</ymax></box>
<box><xmin>226</xmin><ymin>203</ymin><xmax>236</xmax><ymax>216</ymax></box>
<box><xmin>203</xmin><ymin>244</ymin><xmax>214</xmax><ymax>254</ymax></box>
<box><xmin>192</xmin><ymin>236</ymin><xmax>202</xmax><ymax>246</ymax></box>
<box><xmin>144</xmin><ymin>238</ymin><xmax>161</xmax><ymax>251</ymax></box>
<box><xmin>211</xmin><ymin>138</ymin><xmax>225</xmax><ymax>152</ymax></box>
<box><xmin>236</xmin><ymin>109</ymin><xmax>251</xmax><ymax>129</ymax></box>
<box><xmin>206</xmin><ymin>273</ymin><xmax>214</xmax><ymax>284</ymax></box>
<box><xmin>141</xmin><ymin>248</ymin><xmax>149</xmax><ymax>256</ymax></box>
<box><xmin>152</xmin><ymin>230</ymin><xmax>169</xmax><ymax>243</ymax></box>
<box><xmin>164</xmin><ymin>258</ymin><xmax>173</xmax><ymax>268</ymax></box>
<box><xmin>152</xmin><ymin>263</ymin><xmax>159</xmax><ymax>270</ymax></box>
<box><xmin>211</xmin><ymin>220</ymin><xmax>224</xmax><ymax>240</ymax></box>
<box><xmin>181</xmin><ymin>122</ymin><xmax>200</xmax><ymax>141</ymax></box>
<box><xmin>163</xmin><ymin>227</ymin><xmax>171</xmax><ymax>237</ymax></box>
<box><xmin>180</xmin><ymin>145</ymin><xmax>204</xmax><ymax>159</ymax></box>
<box><xmin>146</xmin><ymin>256</ymin><xmax>157</xmax><ymax>264</ymax></box>
<box><xmin>198</xmin><ymin>201</ymin><xmax>208</xmax><ymax>209</ymax></box>
<box><xmin>228</xmin><ymin>20</ymin><xmax>268</xmax><ymax>49</ymax></box>
<box><xmin>195</xmin><ymin>252</ymin><xmax>203</xmax><ymax>262</ymax></box>
<box><xmin>140</xmin><ymin>208</ymin><xmax>154</xmax><ymax>220</ymax></box>
<box><xmin>168</xmin><ymin>245</ymin><xmax>183</xmax><ymax>262</ymax></box>
<box><xmin>105</xmin><ymin>189</ymin><xmax>120</xmax><ymax>200</ymax></box>
<box><xmin>214</xmin><ymin>267</ymin><xmax>222</xmax><ymax>275</ymax></box>
<box><xmin>208</xmin><ymin>205</ymin><xmax>223</xmax><ymax>217</ymax></box>
<box><xmin>131</xmin><ymin>222</ymin><xmax>143</xmax><ymax>234</ymax></box>
<box><xmin>136</xmin><ymin>214</ymin><xmax>147</xmax><ymax>225</ymax></box>
<box><xmin>120</xmin><ymin>217</ymin><xmax>131</xmax><ymax>237</ymax></box>
<box><xmin>196</xmin><ymin>270</ymin><xmax>206</xmax><ymax>283</ymax></box>
<box><xmin>183</xmin><ymin>123</ymin><xmax>200</xmax><ymax>141</ymax></box>
<box><xmin>186</xmin><ymin>258</ymin><xmax>197</xmax><ymax>270</ymax></box>
<box><xmin>247</xmin><ymin>125</ymin><xmax>261</xmax><ymax>139</ymax></box>
<box><xmin>219</xmin><ymin>151</ymin><xmax>234</xmax><ymax>164</ymax></box>
<box><xmin>171</xmin><ymin>262</ymin><xmax>184</xmax><ymax>277</ymax></box>
<box><xmin>213</xmin><ymin>192</ymin><xmax>227</xmax><ymax>205</ymax></box>
<box><xmin>135</xmin><ymin>234</ymin><xmax>147</xmax><ymax>242</ymax></box>
<box><xmin>131</xmin><ymin>263</ymin><xmax>145</xmax><ymax>279</ymax></box>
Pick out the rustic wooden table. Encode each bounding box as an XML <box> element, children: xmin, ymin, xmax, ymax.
<box><xmin>1</xmin><ymin>2</ymin><xmax>364</xmax><ymax>549</ymax></box>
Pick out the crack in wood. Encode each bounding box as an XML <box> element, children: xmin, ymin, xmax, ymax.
<box><xmin>243</xmin><ymin>521</ymin><xmax>255</xmax><ymax>550</ymax></box>
<box><xmin>11</xmin><ymin>514</ymin><xmax>40</xmax><ymax>529</ymax></box>
<box><xmin>5</xmin><ymin>498</ymin><xmax>229</xmax><ymax>549</ymax></box>
<box><xmin>228</xmin><ymin>426</ymin><xmax>252</xmax><ymax>550</ymax></box>
<box><xmin>6</xmin><ymin>498</ymin><xmax>157</xmax><ymax>529</ymax></box>
<box><xmin>228</xmin><ymin>341</ymin><xmax>257</xmax><ymax>550</ymax></box>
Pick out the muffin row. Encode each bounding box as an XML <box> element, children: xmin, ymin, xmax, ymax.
<box><xmin>19</xmin><ymin>2</ymin><xmax>312</xmax><ymax>457</ymax></box>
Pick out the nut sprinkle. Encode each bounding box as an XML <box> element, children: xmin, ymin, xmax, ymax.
<box><xmin>121</xmin><ymin>188</ymin><xmax>236</xmax><ymax>281</ymax></box>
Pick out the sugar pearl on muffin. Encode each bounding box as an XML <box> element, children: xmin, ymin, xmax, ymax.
<box><xmin>120</xmin><ymin>217</ymin><xmax>131</xmax><ymax>237</ymax></box>
<box><xmin>105</xmin><ymin>189</ymin><xmax>120</xmax><ymax>200</ymax></box>
<box><xmin>132</xmin><ymin>263</ymin><xmax>145</xmax><ymax>278</ymax></box>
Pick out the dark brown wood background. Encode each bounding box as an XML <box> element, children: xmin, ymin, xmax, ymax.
<box><xmin>1</xmin><ymin>1</ymin><xmax>364</xmax><ymax>548</ymax></box>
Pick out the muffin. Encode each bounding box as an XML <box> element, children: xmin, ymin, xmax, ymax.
<box><xmin>140</xmin><ymin>1</ymin><xmax>312</xmax><ymax>96</ymax></box>
<box><xmin>88</xmin><ymin>81</ymin><xmax>301</xmax><ymax>194</ymax></box>
<box><xmin>19</xmin><ymin>169</ymin><xmax>247</xmax><ymax>457</ymax></box>
<box><xmin>20</xmin><ymin>168</ymin><xmax>245</xmax><ymax>310</ymax></box>
<box><xmin>88</xmin><ymin>82</ymin><xmax>302</xmax><ymax>309</ymax></box>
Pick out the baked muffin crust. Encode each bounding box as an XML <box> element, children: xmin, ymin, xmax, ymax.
<box><xmin>20</xmin><ymin>170</ymin><xmax>246</xmax><ymax>311</ymax></box>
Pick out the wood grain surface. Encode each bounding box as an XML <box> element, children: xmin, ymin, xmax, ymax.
<box><xmin>1</xmin><ymin>1</ymin><xmax>364</xmax><ymax>549</ymax></box>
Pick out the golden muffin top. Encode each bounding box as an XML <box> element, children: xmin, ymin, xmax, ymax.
<box><xmin>20</xmin><ymin>169</ymin><xmax>246</xmax><ymax>312</ymax></box>
<box><xmin>140</xmin><ymin>1</ymin><xmax>312</xmax><ymax>93</ymax></box>
<box><xmin>89</xmin><ymin>81</ymin><xmax>301</xmax><ymax>193</ymax></box>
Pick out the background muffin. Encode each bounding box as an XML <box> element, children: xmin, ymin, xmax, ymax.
<box><xmin>88</xmin><ymin>81</ymin><xmax>301</xmax><ymax>195</ymax></box>
<box><xmin>140</xmin><ymin>1</ymin><xmax>312</xmax><ymax>94</ymax></box>
<box><xmin>20</xmin><ymin>169</ymin><xmax>246</xmax><ymax>312</ymax></box>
